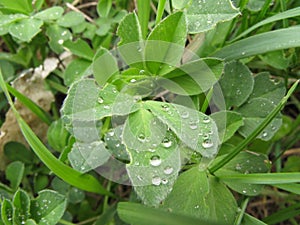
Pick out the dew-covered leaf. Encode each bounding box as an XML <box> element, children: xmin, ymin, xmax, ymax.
<box><xmin>1</xmin><ymin>199</ymin><xmax>13</xmax><ymax>225</ymax></box>
<box><xmin>0</xmin><ymin>14</ymin><xmax>27</xmax><ymax>35</ymax></box>
<box><xmin>57</xmin><ymin>11</ymin><xmax>85</xmax><ymax>28</ymax></box>
<box><xmin>211</xmin><ymin>111</ymin><xmax>244</xmax><ymax>143</ymax></box>
<box><xmin>144</xmin><ymin>101</ymin><xmax>219</xmax><ymax>158</ymax></box>
<box><xmin>68</xmin><ymin>141</ymin><xmax>111</xmax><ymax>173</ymax></box>
<box><xmin>186</xmin><ymin>0</ymin><xmax>240</xmax><ymax>33</ymax></box>
<box><xmin>9</xmin><ymin>18</ymin><xmax>43</xmax><ymax>42</ymax></box>
<box><xmin>159</xmin><ymin>58</ymin><xmax>224</xmax><ymax>95</ymax></box>
<box><xmin>63</xmin><ymin>39</ymin><xmax>94</xmax><ymax>61</ymax></box>
<box><xmin>33</xmin><ymin>6</ymin><xmax>64</xmax><ymax>21</ymax></box>
<box><xmin>104</xmin><ymin>126</ymin><xmax>129</xmax><ymax>161</ymax></box>
<box><xmin>123</xmin><ymin>109</ymin><xmax>181</xmax><ymax>206</ymax></box>
<box><xmin>214</xmin><ymin>61</ymin><xmax>254</xmax><ymax>109</ymax></box>
<box><xmin>30</xmin><ymin>190</ymin><xmax>67</xmax><ymax>225</ymax></box>
<box><xmin>237</xmin><ymin>98</ymin><xmax>282</xmax><ymax>141</ymax></box>
<box><xmin>162</xmin><ymin>167</ymin><xmax>237</xmax><ymax>224</ymax></box>
<box><xmin>13</xmin><ymin>189</ymin><xmax>30</xmax><ymax>224</ymax></box>
<box><xmin>145</xmin><ymin>11</ymin><xmax>187</xmax><ymax>75</ymax></box>
<box><xmin>215</xmin><ymin>151</ymin><xmax>270</xmax><ymax>196</ymax></box>
<box><xmin>64</xmin><ymin>59</ymin><xmax>92</xmax><ymax>86</ymax></box>
<box><xmin>117</xmin><ymin>13</ymin><xmax>144</xmax><ymax>69</ymax></box>
<box><xmin>5</xmin><ymin>161</ymin><xmax>24</xmax><ymax>190</ymax></box>
<box><xmin>46</xmin><ymin>25</ymin><xmax>72</xmax><ymax>54</ymax></box>
<box><xmin>248</xmin><ymin>72</ymin><xmax>286</xmax><ymax>105</ymax></box>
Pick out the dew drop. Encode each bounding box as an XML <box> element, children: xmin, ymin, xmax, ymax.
<box><xmin>150</xmin><ymin>155</ymin><xmax>161</xmax><ymax>167</ymax></box>
<box><xmin>103</xmin><ymin>105</ymin><xmax>110</xmax><ymax>110</ymax></box>
<box><xmin>138</xmin><ymin>133</ymin><xmax>146</xmax><ymax>142</ymax></box>
<box><xmin>181</xmin><ymin>111</ymin><xmax>189</xmax><ymax>119</ymax></box>
<box><xmin>130</xmin><ymin>78</ymin><xmax>136</xmax><ymax>83</ymax></box>
<box><xmin>203</xmin><ymin>116</ymin><xmax>210</xmax><ymax>123</ymax></box>
<box><xmin>152</xmin><ymin>176</ymin><xmax>161</xmax><ymax>186</ymax></box>
<box><xmin>262</xmin><ymin>131</ymin><xmax>268</xmax><ymax>137</ymax></box>
<box><xmin>242</xmin><ymin>190</ymin><xmax>247</xmax><ymax>194</ymax></box>
<box><xmin>189</xmin><ymin>122</ymin><xmax>198</xmax><ymax>130</ymax></box>
<box><xmin>98</xmin><ymin>97</ymin><xmax>104</xmax><ymax>104</ymax></box>
<box><xmin>235</xmin><ymin>164</ymin><xmax>242</xmax><ymax>170</ymax></box>
<box><xmin>161</xmin><ymin>104</ymin><xmax>170</xmax><ymax>112</ymax></box>
<box><xmin>162</xmin><ymin>137</ymin><xmax>172</xmax><ymax>148</ymax></box>
<box><xmin>58</xmin><ymin>39</ymin><xmax>64</xmax><ymax>45</ymax></box>
<box><xmin>195</xmin><ymin>205</ymin><xmax>200</xmax><ymax>209</ymax></box>
<box><xmin>202</xmin><ymin>139</ymin><xmax>213</xmax><ymax>148</ymax></box>
<box><xmin>161</xmin><ymin>178</ymin><xmax>168</xmax><ymax>184</ymax></box>
<box><xmin>108</xmin><ymin>131</ymin><xmax>115</xmax><ymax>136</ymax></box>
<box><xmin>139</xmin><ymin>70</ymin><xmax>145</xmax><ymax>75</ymax></box>
<box><xmin>164</xmin><ymin>166</ymin><xmax>174</xmax><ymax>175</ymax></box>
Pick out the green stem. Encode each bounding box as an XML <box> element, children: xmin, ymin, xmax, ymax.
<box><xmin>58</xmin><ymin>219</ymin><xmax>76</xmax><ymax>225</ymax></box>
<box><xmin>103</xmin><ymin>180</ymin><xmax>112</xmax><ymax>211</ymax></box>
<box><xmin>234</xmin><ymin>197</ymin><xmax>249</xmax><ymax>225</ymax></box>
<box><xmin>208</xmin><ymin>79</ymin><xmax>299</xmax><ymax>174</ymax></box>
<box><xmin>155</xmin><ymin>0</ymin><xmax>167</xmax><ymax>25</ymax></box>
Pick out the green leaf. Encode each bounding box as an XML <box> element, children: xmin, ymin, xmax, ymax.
<box><xmin>1</xmin><ymin>199</ymin><xmax>13</xmax><ymax>225</ymax></box>
<box><xmin>63</xmin><ymin>39</ymin><xmax>94</xmax><ymax>61</ymax></box>
<box><xmin>13</xmin><ymin>189</ymin><xmax>30</xmax><ymax>225</ymax></box>
<box><xmin>0</xmin><ymin>14</ymin><xmax>27</xmax><ymax>35</ymax></box>
<box><xmin>259</xmin><ymin>51</ymin><xmax>290</xmax><ymax>70</ymax></box>
<box><xmin>118</xmin><ymin>202</ymin><xmax>222</xmax><ymax>225</ymax></box>
<box><xmin>273</xmin><ymin>183</ymin><xmax>300</xmax><ymax>195</ymax></box>
<box><xmin>47</xmin><ymin>119</ymin><xmax>70</xmax><ymax>152</ymax></box>
<box><xmin>33</xmin><ymin>6</ymin><xmax>64</xmax><ymax>21</ymax></box>
<box><xmin>117</xmin><ymin>13</ymin><xmax>144</xmax><ymax>69</ymax></box>
<box><xmin>64</xmin><ymin>59</ymin><xmax>92</xmax><ymax>86</ymax></box>
<box><xmin>0</xmin><ymin>0</ymin><xmax>33</xmax><ymax>14</ymax></box>
<box><xmin>30</xmin><ymin>190</ymin><xmax>67</xmax><ymax>225</ymax></box>
<box><xmin>145</xmin><ymin>11</ymin><xmax>187</xmax><ymax>75</ymax></box>
<box><xmin>57</xmin><ymin>11</ymin><xmax>85</xmax><ymax>28</ymax></box>
<box><xmin>159</xmin><ymin>58</ymin><xmax>224</xmax><ymax>95</ymax></box>
<box><xmin>186</xmin><ymin>0</ymin><xmax>240</xmax><ymax>33</ymax></box>
<box><xmin>213</xmin><ymin>61</ymin><xmax>254</xmax><ymax>109</ymax></box>
<box><xmin>215</xmin><ymin>151</ymin><xmax>269</xmax><ymax>196</ymax></box>
<box><xmin>246</xmin><ymin>0</ymin><xmax>265</xmax><ymax>11</ymax></box>
<box><xmin>162</xmin><ymin>167</ymin><xmax>237</xmax><ymax>224</ymax></box>
<box><xmin>4</xmin><ymin>142</ymin><xmax>34</xmax><ymax>164</ymax></box>
<box><xmin>97</xmin><ymin>0</ymin><xmax>112</xmax><ymax>18</ymax></box>
<box><xmin>6</xmin><ymin>161</ymin><xmax>25</xmax><ymax>190</ymax></box>
<box><xmin>68</xmin><ymin>141</ymin><xmax>110</xmax><ymax>173</ymax></box>
<box><xmin>144</xmin><ymin>101</ymin><xmax>219</xmax><ymax>158</ymax></box>
<box><xmin>93</xmin><ymin>48</ymin><xmax>119</xmax><ymax>86</ymax></box>
<box><xmin>237</xmin><ymin>98</ymin><xmax>282</xmax><ymax>141</ymax></box>
<box><xmin>241</xmin><ymin>214</ymin><xmax>268</xmax><ymax>225</ymax></box>
<box><xmin>214</xmin><ymin>26</ymin><xmax>300</xmax><ymax>60</ymax></box>
<box><xmin>123</xmin><ymin>108</ymin><xmax>181</xmax><ymax>206</ymax></box>
<box><xmin>248</xmin><ymin>72</ymin><xmax>286</xmax><ymax>104</ymax></box>
<box><xmin>9</xmin><ymin>18</ymin><xmax>43</xmax><ymax>42</ymax></box>
<box><xmin>25</xmin><ymin>219</ymin><xmax>37</xmax><ymax>225</ymax></box>
<box><xmin>211</xmin><ymin>111</ymin><xmax>244</xmax><ymax>143</ymax></box>
<box><xmin>46</xmin><ymin>25</ymin><xmax>72</xmax><ymax>54</ymax></box>
<box><xmin>172</xmin><ymin>0</ymin><xmax>190</xmax><ymax>9</ymax></box>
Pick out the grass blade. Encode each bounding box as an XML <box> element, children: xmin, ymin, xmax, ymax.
<box><xmin>117</xmin><ymin>202</ymin><xmax>223</xmax><ymax>225</ymax></box>
<box><xmin>213</xmin><ymin>26</ymin><xmax>300</xmax><ymax>60</ymax></box>
<box><xmin>209</xmin><ymin>79</ymin><xmax>299</xmax><ymax>173</ymax></box>
<box><xmin>0</xmin><ymin>68</ymin><xmax>111</xmax><ymax>196</ymax></box>
<box><xmin>217</xmin><ymin>172</ymin><xmax>300</xmax><ymax>184</ymax></box>
<box><xmin>155</xmin><ymin>0</ymin><xmax>167</xmax><ymax>25</ymax></box>
<box><xmin>233</xmin><ymin>7</ymin><xmax>300</xmax><ymax>41</ymax></box>
<box><xmin>273</xmin><ymin>183</ymin><xmax>300</xmax><ymax>195</ymax></box>
<box><xmin>6</xmin><ymin>83</ymin><xmax>53</xmax><ymax>125</ymax></box>
<box><xmin>137</xmin><ymin>0</ymin><xmax>150</xmax><ymax>39</ymax></box>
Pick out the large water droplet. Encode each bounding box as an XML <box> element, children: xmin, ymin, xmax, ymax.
<box><xmin>130</xmin><ymin>78</ymin><xmax>136</xmax><ymax>83</ymax></box>
<box><xmin>139</xmin><ymin>70</ymin><xmax>145</xmax><ymax>75</ymax></box>
<box><xmin>203</xmin><ymin>116</ymin><xmax>210</xmax><ymax>123</ymax></box>
<box><xmin>181</xmin><ymin>111</ymin><xmax>189</xmax><ymax>119</ymax></box>
<box><xmin>262</xmin><ymin>131</ymin><xmax>268</xmax><ymax>137</ymax></box>
<box><xmin>150</xmin><ymin>155</ymin><xmax>161</xmax><ymax>167</ymax></box>
<box><xmin>152</xmin><ymin>176</ymin><xmax>161</xmax><ymax>186</ymax></box>
<box><xmin>189</xmin><ymin>122</ymin><xmax>198</xmax><ymax>130</ymax></box>
<box><xmin>98</xmin><ymin>97</ymin><xmax>104</xmax><ymax>104</ymax></box>
<box><xmin>164</xmin><ymin>166</ymin><xmax>173</xmax><ymax>175</ymax></box>
<box><xmin>138</xmin><ymin>133</ymin><xmax>146</xmax><ymax>142</ymax></box>
<box><xmin>202</xmin><ymin>139</ymin><xmax>214</xmax><ymax>148</ymax></box>
<box><xmin>162</xmin><ymin>137</ymin><xmax>172</xmax><ymax>148</ymax></box>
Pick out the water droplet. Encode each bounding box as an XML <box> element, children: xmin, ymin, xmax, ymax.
<box><xmin>235</xmin><ymin>164</ymin><xmax>242</xmax><ymax>170</ymax></box>
<box><xmin>139</xmin><ymin>70</ymin><xmax>145</xmax><ymax>75</ymax></box>
<box><xmin>148</xmin><ymin>148</ymin><xmax>156</xmax><ymax>153</ymax></box>
<box><xmin>130</xmin><ymin>78</ymin><xmax>136</xmax><ymax>83</ymax></box>
<box><xmin>137</xmin><ymin>46</ymin><xmax>142</xmax><ymax>52</ymax></box>
<box><xmin>189</xmin><ymin>122</ymin><xmax>198</xmax><ymax>130</ymax></box>
<box><xmin>203</xmin><ymin>116</ymin><xmax>210</xmax><ymax>123</ymax></box>
<box><xmin>103</xmin><ymin>105</ymin><xmax>110</xmax><ymax>110</ymax></box>
<box><xmin>181</xmin><ymin>111</ymin><xmax>189</xmax><ymax>119</ymax></box>
<box><xmin>150</xmin><ymin>155</ymin><xmax>161</xmax><ymax>167</ymax></box>
<box><xmin>108</xmin><ymin>131</ymin><xmax>115</xmax><ymax>136</ymax></box>
<box><xmin>161</xmin><ymin>178</ymin><xmax>168</xmax><ymax>184</ymax></box>
<box><xmin>58</xmin><ymin>39</ymin><xmax>64</xmax><ymax>45</ymax></box>
<box><xmin>262</xmin><ymin>131</ymin><xmax>268</xmax><ymax>137</ymax></box>
<box><xmin>242</xmin><ymin>190</ymin><xmax>247</xmax><ymax>194</ymax></box>
<box><xmin>138</xmin><ymin>133</ymin><xmax>146</xmax><ymax>142</ymax></box>
<box><xmin>202</xmin><ymin>139</ymin><xmax>213</xmax><ymax>148</ymax></box>
<box><xmin>161</xmin><ymin>104</ymin><xmax>170</xmax><ymax>112</ymax></box>
<box><xmin>195</xmin><ymin>205</ymin><xmax>200</xmax><ymax>209</ymax></box>
<box><xmin>164</xmin><ymin>166</ymin><xmax>173</xmax><ymax>175</ymax></box>
<box><xmin>203</xmin><ymin>134</ymin><xmax>209</xmax><ymax>139</ymax></box>
<box><xmin>152</xmin><ymin>176</ymin><xmax>161</xmax><ymax>186</ymax></box>
<box><xmin>98</xmin><ymin>97</ymin><xmax>104</xmax><ymax>104</ymax></box>
<box><xmin>162</xmin><ymin>137</ymin><xmax>172</xmax><ymax>148</ymax></box>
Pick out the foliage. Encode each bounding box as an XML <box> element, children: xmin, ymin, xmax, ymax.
<box><xmin>0</xmin><ymin>0</ymin><xmax>300</xmax><ymax>224</ymax></box>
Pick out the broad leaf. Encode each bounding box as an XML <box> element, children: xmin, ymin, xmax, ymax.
<box><xmin>215</xmin><ymin>151</ymin><xmax>269</xmax><ymax>196</ymax></box>
<box><xmin>0</xmin><ymin>14</ymin><xmax>27</xmax><ymax>35</ymax></box>
<box><xmin>144</xmin><ymin>101</ymin><xmax>219</xmax><ymax>158</ymax></box>
<box><xmin>123</xmin><ymin>109</ymin><xmax>181</xmax><ymax>206</ymax></box>
<box><xmin>211</xmin><ymin>111</ymin><xmax>244</xmax><ymax>143</ymax></box>
<box><xmin>213</xmin><ymin>61</ymin><xmax>254</xmax><ymax>110</ymax></box>
<box><xmin>162</xmin><ymin>167</ymin><xmax>238</xmax><ymax>224</ymax></box>
<box><xmin>46</xmin><ymin>25</ymin><xmax>72</xmax><ymax>54</ymax></box>
<box><xmin>186</xmin><ymin>0</ymin><xmax>240</xmax><ymax>33</ymax></box>
<box><xmin>241</xmin><ymin>214</ymin><xmax>268</xmax><ymax>225</ymax></box>
<box><xmin>1</xmin><ymin>199</ymin><xmax>13</xmax><ymax>225</ymax></box>
<box><xmin>47</xmin><ymin>119</ymin><xmax>70</xmax><ymax>152</ymax></box>
<box><xmin>33</xmin><ymin>6</ymin><xmax>64</xmax><ymax>21</ymax></box>
<box><xmin>64</xmin><ymin>59</ymin><xmax>92</xmax><ymax>86</ymax></box>
<box><xmin>259</xmin><ymin>51</ymin><xmax>290</xmax><ymax>70</ymax></box>
<box><xmin>0</xmin><ymin>0</ymin><xmax>32</xmax><ymax>14</ymax></box>
<box><xmin>63</xmin><ymin>39</ymin><xmax>94</xmax><ymax>61</ymax></box>
<box><xmin>159</xmin><ymin>58</ymin><xmax>224</xmax><ymax>95</ymax></box>
<box><xmin>9</xmin><ymin>18</ymin><xmax>43</xmax><ymax>42</ymax></box>
<box><xmin>172</xmin><ymin>0</ymin><xmax>190</xmax><ymax>9</ymax></box>
<box><xmin>30</xmin><ymin>190</ymin><xmax>67</xmax><ymax>225</ymax></box>
<box><xmin>13</xmin><ymin>189</ymin><xmax>30</xmax><ymax>224</ymax></box>
<box><xmin>247</xmin><ymin>0</ymin><xmax>265</xmax><ymax>12</ymax></box>
<box><xmin>237</xmin><ymin>98</ymin><xmax>282</xmax><ymax>141</ymax></box>
<box><xmin>57</xmin><ymin>11</ymin><xmax>85</xmax><ymax>28</ymax></box>
<box><xmin>5</xmin><ymin>161</ymin><xmax>25</xmax><ymax>190</ymax></box>
<box><xmin>97</xmin><ymin>0</ymin><xmax>112</xmax><ymax>18</ymax></box>
<box><xmin>145</xmin><ymin>11</ymin><xmax>187</xmax><ymax>75</ymax></box>
<box><xmin>248</xmin><ymin>72</ymin><xmax>286</xmax><ymax>105</ymax></box>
